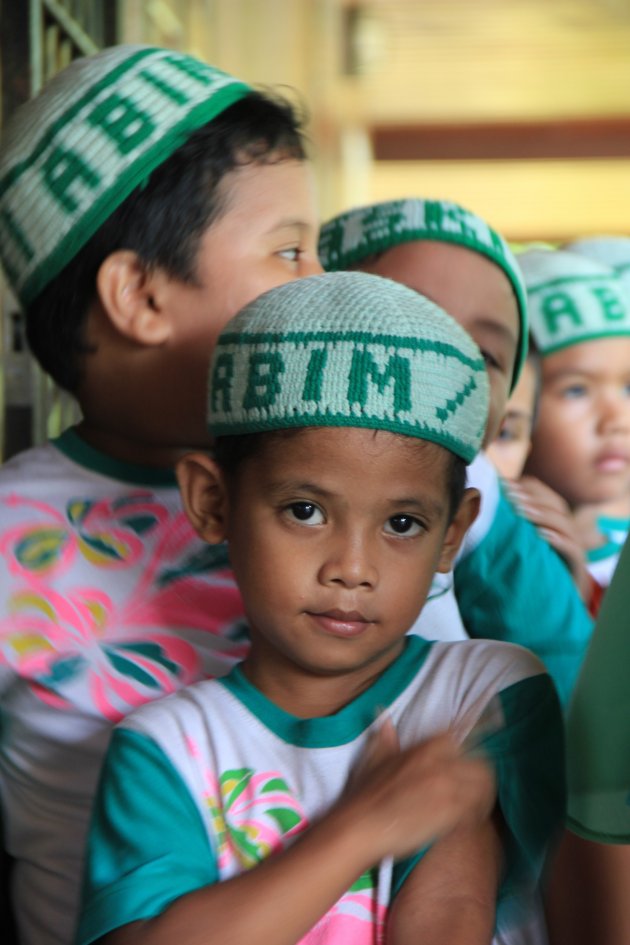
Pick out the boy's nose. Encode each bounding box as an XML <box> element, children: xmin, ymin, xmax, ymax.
<box><xmin>318</xmin><ymin>533</ymin><xmax>378</xmax><ymax>589</ymax></box>
<box><xmin>599</xmin><ymin>390</ymin><xmax>630</xmax><ymax>433</ymax></box>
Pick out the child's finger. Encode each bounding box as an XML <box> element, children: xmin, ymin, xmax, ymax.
<box><xmin>348</xmin><ymin>713</ymin><xmax>400</xmax><ymax>788</ymax></box>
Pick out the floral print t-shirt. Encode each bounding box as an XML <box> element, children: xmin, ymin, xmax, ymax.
<box><xmin>0</xmin><ymin>429</ymin><xmax>247</xmax><ymax>945</ymax></box>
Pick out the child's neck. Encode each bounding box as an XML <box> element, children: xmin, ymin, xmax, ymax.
<box><xmin>75</xmin><ymin>420</ymin><xmax>203</xmax><ymax>470</ymax></box>
<box><xmin>241</xmin><ymin>641</ymin><xmax>406</xmax><ymax>719</ymax></box>
<box><xmin>573</xmin><ymin>496</ymin><xmax>630</xmax><ymax>551</ymax></box>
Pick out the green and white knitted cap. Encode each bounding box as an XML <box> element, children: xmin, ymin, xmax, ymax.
<box><xmin>518</xmin><ymin>247</ymin><xmax>630</xmax><ymax>357</ymax></box>
<box><xmin>318</xmin><ymin>197</ymin><xmax>528</xmax><ymax>389</ymax></box>
<box><xmin>566</xmin><ymin>236</ymin><xmax>630</xmax><ymax>296</ymax></box>
<box><xmin>0</xmin><ymin>45</ymin><xmax>252</xmax><ymax>307</ymax></box>
<box><xmin>208</xmin><ymin>271</ymin><xmax>489</xmax><ymax>463</ymax></box>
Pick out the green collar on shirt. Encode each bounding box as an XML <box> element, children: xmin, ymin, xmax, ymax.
<box><xmin>219</xmin><ymin>635</ymin><xmax>433</xmax><ymax>749</ymax></box>
<box><xmin>52</xmin><ymin>427</ymin><xmax>178</xmax><ymax>487</ymax></box>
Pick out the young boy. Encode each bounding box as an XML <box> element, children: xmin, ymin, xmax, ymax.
<box><xmin>0</xmin><ymin>45</ymin><xmax>320</xmax><ymax>945</ymax></box>
<box><xmin>519</xmin><ymin>247</ymin><xmax>630</xmax><ymax>589</ymax></box>
<box><xmin>77</xmin><ymin>272</ymin><xmax>564</xmax><ymax>945</ymax></box>
<box><xmin>318</xmin><ymin>199</ymin><xmax>593</xmax><ymax>703</ymax></box>
<box><xmin>487</xmin><ymin>352</ymin><xmax>597</xmax><ymax>612</ymax></box>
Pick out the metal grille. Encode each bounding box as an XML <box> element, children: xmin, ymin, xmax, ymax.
<box><xmin>1</xmin><ymin>1</ymin><xmax>117</xmax><ymax>458</ymax></box>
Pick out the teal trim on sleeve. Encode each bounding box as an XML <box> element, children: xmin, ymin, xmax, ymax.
<box><xmin>76</xmin><ymin>728</ymin><xmax>217</xmax><ymax>945</ymax></box>
<box><xmin>392</xmin><ymin>673</ymin><xmax>565</xmax><ymax>937</ymax></box>
<box><xmin>53</xmin><ymin>427</ymin><xmax>179</xmax><ymax>487</ymax></box>
<box><xmin>484</xmin><ymin>675</ymin><xmax>565</xmax><ymax>892</ymax></box>
<box><xmin>220</xmin><ymin>635</ymin><xmax>433</xmax><ymax>748</ymax></box>
<box><xmin>454</xmin><ymin>485</ymin><xmax>592</xmax><ymax>707</ymax></box>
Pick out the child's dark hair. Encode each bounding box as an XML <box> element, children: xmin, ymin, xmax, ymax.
<box><xmin>214</xmin><ymin>429</ymin><xmax>468</xmax><ymax>522</ymax></box>
<box><xmin>24</xmin><ymin>90</ymin><xmax>309</xmax><ymax>394</ymax></box>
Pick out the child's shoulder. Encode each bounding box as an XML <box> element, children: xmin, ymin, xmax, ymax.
<box><xmin>408</xmin><ymin>637</ymin><xmax>553</xmax><ymax>729</ymax></box>
<box><xmin>120</xmin><ymin>675</ymin><xmax>227</xmax><ymax>736</ymax></box>
<box><xmin>426</xmin><ymin>636</ymin><xmax>547</xmax><ymax>691</ymax></box>
<box><xmin>398</xmin><ymin>639</ymin><xmax>560</xmax><ymax>762</ymax></box>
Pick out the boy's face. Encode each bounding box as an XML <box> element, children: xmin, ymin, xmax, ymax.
<box><xmin>200</xmin><ymin>428</ymin><xmax>476</xmax><ymax>712</ymax></box>
<box><xmin>158</xmin><ymin>159</ymin><xmax>322</xmax><ymax>446</ymax></box>
<box><xmin>357</xmin><ymin>241</ymin><xmax>519</xmax><ymax>445</ymax></box>
<box><xmin>486</xmin><ymin>358</ymin><xmax>538</xmax><ymax>480</ymax></box>
<box><xmin>524</xmin><ymin>337</ymin><xmax>630</xmax><ymax>507</ymax></box>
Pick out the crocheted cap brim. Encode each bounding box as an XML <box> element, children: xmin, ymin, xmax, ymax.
<box><xmin>518</xmin><ymin>247</ymin><xmax>630</xmax><ymax>357</ymax></box>
<box><xmin>208</xmin><ymin>271</ymin><xmax>489</xmax><ymax>464</ymax></box>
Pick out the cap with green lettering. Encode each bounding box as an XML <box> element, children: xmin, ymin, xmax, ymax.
<box><xmin>518</xmin><ymin>248</ymin><xmax>630</xmax><ymax>357</ymax></box>
<box><xmin>565</xmin><ymin>236</ymin><xmax>630</xmax><ymax>297</ymax></box>
<box><xmin>208</xmin><ymin>271</ymin><xmax>489</xmax><ymax>464</ymax></box>
<box><xmin>318</xmin><ymin>198</ymin><xmax>528</xmax><ymax>390</ymax></box>
<box><xmin>0</xmin><ymin>45</ymin><xmax>251</xmax><ymax>307</ymax></box>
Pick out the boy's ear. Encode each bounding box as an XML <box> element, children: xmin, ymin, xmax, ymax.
<box><xmin>96</xmin><ymin>250</ymin><xmax>173</xmax><ymax>346</ymax></box>
<box><xmin>435</xmin><ymin>487</ymin><xmax>480</xmax><ymax>573</ymax></box>
<box><xmin>176</xmin><ymin>452</ymin><xmax>229</xmax><ymax>544</ymax></box>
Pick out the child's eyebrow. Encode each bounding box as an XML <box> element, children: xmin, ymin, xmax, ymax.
<box><xmin>267</xmin><ymin>480</ymin><xmax>331</xmax><ymax>499</ymax></box>
<box><xmin>474</xmin><ymin>318</ymin><xmax>518</xmax><ymax>349</ymax></box>
<box><xmin>384</xmin><ymin>496</ymin><xmax>445</xmax><ymax>518</ymax></box>
<box><xmin>267</xmin><ymin>218</ymin><xmax>314</xmax><ymax>234</ymax></box>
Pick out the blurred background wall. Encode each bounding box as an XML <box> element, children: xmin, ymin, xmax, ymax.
<box><xmin>2</xmin><ymin>0</ymin><xmax>630</xmax><ymax>455</ymax></box>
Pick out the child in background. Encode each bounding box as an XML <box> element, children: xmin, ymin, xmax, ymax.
<box><xmin>519</xmin><ymin>248</ymin><xmax>630</xmax><ymax>590</ymax></box>
<box><xmin>563</xmin><ymin>236</ymin><xmax>630</xmax><ymax>558</ymax></box>
<box><xmin>486</xmin><ymin>350</ymin><xmax>540</xmax><ymax>480</ymax></box>
<box><xmin>487</xmin><ymin>349</ymin><xmax>597</xmax><ymax>611</ymax></box>
<box><xmin>318</xmin><ymin>199</ymin><xmax>592</xmax><ymax>706</ymax></box>
<box><xmin>77</xmin><ymin>272</ymin><xmax>564</xmax><ymax>945</ymax></box>
<box><xmin>0</xmin><ymin>45</ymin><xmax>320</xmax><ymax>945</ymax></box>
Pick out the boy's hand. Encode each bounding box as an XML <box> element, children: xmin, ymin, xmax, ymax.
<box><xmin>342</xmin><ymin>730</ymin><xmax>496</xmax><ymax>863</ymax></box>
<box><xmin>504</xmin><ymin>475</ymin><xmax>592</xmax><ymax>601</ymax></box>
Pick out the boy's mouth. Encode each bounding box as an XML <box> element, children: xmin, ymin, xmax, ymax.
<box><xmin>307</xmin><ymin>609</ymin><xmax>372</xmax><ymax>637</ymax></box>
<box><xmin>594</xmin><ymin>449</ymin><xmax>630</xmax><ymax>473</ymax></box>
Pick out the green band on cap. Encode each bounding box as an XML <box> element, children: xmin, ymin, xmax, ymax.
<box><xmin>208</xmin><ymin>272</ymin><xmax>489</xmax><ymax>464</ymax></box>
<box><xmin>318</xmin><ymin>198</ymin><xmax>528</xmax><ymax>390</ymax></box>
<box><xmin>518</xmin><ymin>248</ymin><xmax>630</xmax><ymax>356</ymax></box>
<box><xmin>566</xmin><ymin>236</ymin><xmax>630</xmax><ymax>298</ymax></box>
<box><xmin>0</xmin><ymin>45</ymin><xmax>251</xmax><ymax>306</ymax></box>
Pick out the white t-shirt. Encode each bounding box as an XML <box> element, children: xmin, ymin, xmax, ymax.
<box><xmin>78</xmin><ymin>635</ymin><xmax>564</xmax><ymax>945</ymax></box>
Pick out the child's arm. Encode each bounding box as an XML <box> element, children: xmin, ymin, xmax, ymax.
<box><xmin>387</xmin><ymin>813</ymin><xmax>503</xmax><ymax>945</ymax></box>
<box><xmin>82</xmin><ymin>731</ymin><xmax>494</xmax><ymax>945</ymax></box>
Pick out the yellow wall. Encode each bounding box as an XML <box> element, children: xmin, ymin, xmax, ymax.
<box><xmin>119</xmin><ymin>0</ymin><xmax>630</xmax><ymax>239</ymax></box>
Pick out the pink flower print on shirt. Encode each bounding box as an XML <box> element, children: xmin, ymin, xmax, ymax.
<box><xmin>1</xmin><ymin>493</ymin><xmax>167</xmax><ymax>577</ymax></box>
<box><xmin>0</xmin><ymin>582</ymin><xmax>203</xmax><ymax>720</ymax></box>
<box><xmin>0</xmin><ymin>488</ymin><xmax>247</xmax><ymax>718</ymax></box>
<box><xmin>301</xmin><ymin>878</ymin><xmax>387</xmax><ymax>945</ymax></box>
<box><xmin>205</xmin><ymin>768</ymin><xmax>307</xmax><ymax>872</ymax></box>
<box><xmin>0</xmin><ymin>514</ymin><xmax>246</xmax><ymax>719</ymax></box>
<box><xmin>201</xmin><ymin>762</ymin><xmax>386</xmax><ymax>944</ymax></box>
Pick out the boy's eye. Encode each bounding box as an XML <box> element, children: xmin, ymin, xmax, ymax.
<box><xmin>277</xmin><ymin>246</ymin><xmax>302</xmax><ymax>263</ymax></box>
<box><xmin>496</xmin><ymin>425</ymin><xmax>517</xmax><ymax>443</ymax></box>
<box><xmin>481</xmin><ymin>349</ymin><xmax>500</xmax><ymax>370</ymax></box>
<box><xmin>284</xmin><ymin>502</ymin><xmax>324</xmax><ymax>525</ymax></box>
<box><xmin>384</xmin><ymin>515</ymin><xmax>423</xmax><ymax>537</ymax></box>
<box><xmin>561</xmin><ymin>384</ymin><xmax>587</xmax><ymax>399</ymax></box>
